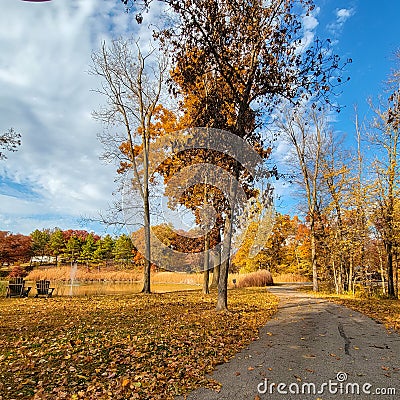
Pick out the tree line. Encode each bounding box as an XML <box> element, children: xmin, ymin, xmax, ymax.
<box><xmin>0</xmin><ymin>229</ymin><xmax>136</xmax><ymax>268</ymax></box>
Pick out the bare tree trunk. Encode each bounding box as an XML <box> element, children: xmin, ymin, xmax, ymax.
<box><xmin>348</xmin><ymin>257</ymin><xmax>353</xmax><ymax>293</ymax></box>
<box><xmin>203</xmin><ymin>234</ymin><xmax>210</xmax><ymax>294</ymax></box>
<box><xmin>310</xmin><ymin>225</ymin><xmax>318</xmax><ymax>292</ymax></box>
<box><xmin>379</xmin><ymin>249</ymin><xmax>386</xmax><ymax>295</ymax></box>
<box><xmin>332</xmin><ymin>260</ymin><xmax>338</xmax><ymax>294</ymax></box>
<box><xmin>202</xmin><ymin>175</ymin><xmax>210</xmax><ymax>294</ymax></box>
<box><xmin>338</xmin><ymin>262</ymin><xmax>344</xmax><ymax>294</ymax></box>
<box><xmin>210</xmin><ymin>245</ymin><xmax>221</xmax><ymax>289</ymax></box>
<box><xmin>386</xmin><ymin>242</ymin><xmax>395</xmax><ymax>297</ymax></box>
<box><xmin>394</xmin><ymin>252</ymin><xmax>399</xmax><ymax>298</ymax></box>
<box><xmin>142</xmin><ymin>133</ymin><xmax>151</xmax><ymax>293</ymax></box>
<box><xmin>216</xmin><ymin>164</ymin><xmax>239</xmax><ymax>311</ymax></box>
<box><xmin>142</xmin><ymin>196</ymin><xmax>151</xmax><ymax>293</ymax></box>
<box><xmin>216</xmin><ymin>218</ymin><xmax>232</xmax><ymax>311</ymax></box>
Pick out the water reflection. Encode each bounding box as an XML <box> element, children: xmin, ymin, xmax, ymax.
<box><xmin>46</xmin><ymin>282</ymin><xmax>199</xmax><ymax>297</ymax></box>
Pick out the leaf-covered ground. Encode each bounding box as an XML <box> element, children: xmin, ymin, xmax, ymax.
<box><xmin>0</xmin><ymin>289</ymin><xmax>278</xmax><ymax>399</ymax></box>
<box><xmin>316</xmin><ymin>294</ymin><xmax>400</xmax><ymax>333</ymax></box>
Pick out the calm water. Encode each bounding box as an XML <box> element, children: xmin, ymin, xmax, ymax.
<box><xmin>2</xmin><ymin>281</ymin><xmax>200</xmax><ymax>297</ymax></box>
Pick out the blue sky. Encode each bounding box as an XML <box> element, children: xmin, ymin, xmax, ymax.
<box><xmin>0</xmin><ymin>0</ymin><xmax>399</xmax><ymax>235</ymax></box>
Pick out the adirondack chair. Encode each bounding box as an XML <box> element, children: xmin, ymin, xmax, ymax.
<box><xmin>6</xmin><ymin>277</ymin><xmax>31</xmax><ymax>298</ymax></box>
<box><xmin>35</xmin><ymin>280</ymin><xmax>55</xmax><ymax>298</ymax></box>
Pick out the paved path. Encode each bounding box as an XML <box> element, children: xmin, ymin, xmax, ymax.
<box><xmin>179</xmin><ymin>285</ymin><xmax>400</xmax><ymax>400</ymax></box>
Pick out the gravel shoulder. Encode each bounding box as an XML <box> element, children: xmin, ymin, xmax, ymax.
<box><xmin>179</xmin><ymin>285</ymin><xmax>400</xmax><ymax>400</ymax></box>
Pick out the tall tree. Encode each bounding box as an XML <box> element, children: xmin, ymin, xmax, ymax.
<box><xmin>163</xmin><ymin>0</ymin><xmax>346</xmax><ymax>309</ymax></box>
<box><xmin>93</xmin><ymin>234</ymin><xmax>115</xmax><ymax>268</ymax></box>
<box><xmin>92</xmin><ymin>39</ymin><xmax>168</xmax><ymax>293</ymax></box>
<box><xmin>113</xmin><ymin>234</ymin><xmax>134</xmax><ymax>267</ymax></box>
<box><xmin>64</xmin><ymin>236</ymin><xmax>82</xmax><ymax>264</ymax></box>
<box><xmin>49</xmin><ymin>228</ymin><xmax>65</xmax><ymax>265</ymax></box>
<box><xmin>370</xmin><ymin>85</ymin><xmax>400</xmax><ymax>298</ymax></box>
<box><xmin>319</xmin><ymin>131</ymin><xmax>354</xmax><ymax>294</ymax></box>
<box><xmin>276</xmin><ymin>108</ymin><xmax>331</xmax><ymax>291</ymax></box>
<box><xmin>30</xmin><ymin>229</ymin><xmax>51</xmax><ymax>264</ymax></box>
<box><xmin>81</xmin><ymin>233</ymin><xmax>98</xmax><ymax>269</ymax></box>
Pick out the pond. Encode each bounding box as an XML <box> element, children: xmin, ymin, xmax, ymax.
<box><xmin>2</xmin><ymin>281</ymin><xmax>200</xmax><ymax>297</ymax></box>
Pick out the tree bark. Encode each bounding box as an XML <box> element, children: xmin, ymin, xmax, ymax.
<box><xmin>203</xmin><ymin>234</ymin><xmax>210</xmax><ymax>294</ymax></box>
<box><xmin>141</xmin><ymin>134</ymin><xmax>151</xmax><ymax>294</ymax></box>
<box><xmin>216</xmin><ymin>213</ymin><xmax>233</xmax><ymax>310</ymax></box>
<box><xmin>202</xmin><ymin>175</ymin><xmax>210</xmax><ymax>294</ymax></box>
<box><xmin>216</xmin><ymin>163</ymin><xmax>239</xmax><ymax>311</ymax></box>
<box><xmin>386</xmin><ymin>242</ymin><xmax>395</xmax><ymax>297</ymax></box>
<box><xmin>210</xmin><ymin>246</ymin><xmax>221</xmax><ymax>289</ymax></box>
<box><xmin>310</xmin><ymin>222</ymin><xmax>319</xmax><ymax>292</ymax></box>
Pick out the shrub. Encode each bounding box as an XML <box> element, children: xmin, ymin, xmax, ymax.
<box><xmin>0</xmin><ymin>281</ymin><xmax>7</xmax><ymax>296</ymax></box>
<box><xmin>237</xmin><ymin>269</ymin><xmax>273</xmax><ymax>288</ymax></box>
<box><xmin>8</xmin><ymin>265</ymin><xmax>28</xmax><ymax>278</ymax></box>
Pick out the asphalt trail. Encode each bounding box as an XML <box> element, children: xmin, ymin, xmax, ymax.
<box><xmin>179</xmin><ymin>285</ymin><xmax>400</xmax><ymax>400</ymax></box>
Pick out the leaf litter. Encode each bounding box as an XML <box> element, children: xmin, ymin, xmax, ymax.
<box><xmin>0</xmin><ymin>289</ymin><xmax>278</xmax><ymax>399</ymax></box>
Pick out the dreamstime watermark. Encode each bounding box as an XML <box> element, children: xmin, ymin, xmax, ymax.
<box><xmin>121</xmin><ymin>127</ymin><xmax>275</xmax><ymax>272</ymax></box>
<box><xmin>257</xmin><ymin>372</ymin><xmax>396</xmax><ymax>396</ymax></box>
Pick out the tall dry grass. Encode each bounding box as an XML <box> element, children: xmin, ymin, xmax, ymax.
<box><xmin>273</xmin><ymin>273</ymin><xmax>310</xmax><ymax>283</ymax></box>
<box><xmin>234</xmin><ymin>270</ymin><xmax>274</xmax><ymax>288</ymax></box>
<box><xmin>27</xmin><ymin>267</ymin><xmax>204</xmax><ymax>285</ymax></box>
<box><xmin>27</xmin><ymin>267</ymin><xmax>142</xmax><ymax>283</ymax></box>
<box><xmin>26</xmin><ymin>266</ymin><xmax>309</xmax><ymax>287</ymax></box>
<box><xmin>152</xmin><ymin>271</ymin><xmax>203</xmax><ymax>285</ymax></box>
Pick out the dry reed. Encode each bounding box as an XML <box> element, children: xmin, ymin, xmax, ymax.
<box><xmin>235</xmin><ymin>269</ymin><xmax>274</xmax><ymax>288</ymax></box>
<box><xmin>27</xmin><ymin>267</ymin><xmax>203</xmax><ymax>285</ymax></box>
<box><xmin>27</xmin><ymin>267</ymin><xmax>141</xmax><ymax>283</ymax></box>
<box><xmin>272</xmin><ymin>273</ymin><xmax>310</xmax><ymax>283</ymax></box>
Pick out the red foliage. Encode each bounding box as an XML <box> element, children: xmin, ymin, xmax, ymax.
<box><xmin>62</xmin><ymin>230</ymin><xmax>100</xmax><ymax>242</ymax></box>
<box><xmin>0</xmin><ymin>231</ymin><xmax>32</xmax><ymax>264</ymax></box>
<box><xmin>8</xmin><ymin>265</ymin><xmax>28</xmax><ymax>278</ymax></box>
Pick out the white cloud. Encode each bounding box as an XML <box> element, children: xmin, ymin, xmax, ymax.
<box><xmin>0</xmin><ymin>0</ymin><xmax>150</xmax><ymax>234</ymax></box>
<box><xmin>303</xmin><ymin>13</ymin><xmax>319</xmax><ymax>31</ymax></box>
<box><xmin>336</xmin><ymin>8</ymin><xmax>354</xmax><ymax>23</ymax></box>
<box><xmin>328</xmin><ymin>8</ymin><xmax>355</xmax><ymax>35</ymax></box>
<box><xmin>298</xmin><ymin>7</ymin><xmax>320</xmax><ymax>52</ymax></box>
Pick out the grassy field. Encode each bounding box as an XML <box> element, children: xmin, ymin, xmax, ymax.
<box><xmin>0</xmin><ymin>288</ymin><xmax>278</xmax><ymax>400</ymax></box>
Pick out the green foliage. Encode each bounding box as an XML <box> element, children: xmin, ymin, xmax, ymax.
<box><xmin>64</xmin><ymin>236</ymin><xmax>82</xmax><ymax>262</ymax></box>
<box><xmin>48</xmin><ymin>228</ymin><xmax>65</xmax><ymax>263</ymax></box>
<box><xmin>80</xmin><ymin>234</ymin><xmax>98</xmax><ymax>265</ymax></box>
<box><xmin>93</xmin><ymin>235</ymin><xmax>114</xmax><ymax>265</ymax></box>
<box><xmin>113</xmin><ymin>234</ymin><xmax>134</xmax><ymax>266</ymax></box>
<box><xmin>30</xmin><ymin>229</ymin><xmax>51</xmax><ymax>259</ymax></box>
